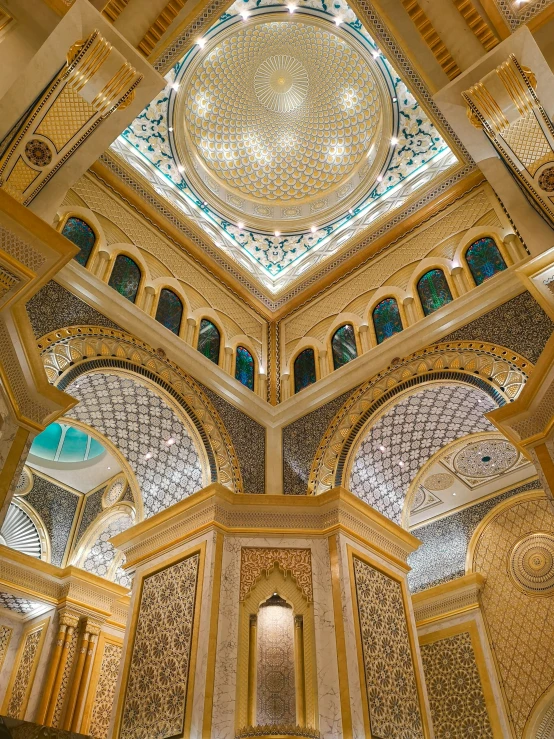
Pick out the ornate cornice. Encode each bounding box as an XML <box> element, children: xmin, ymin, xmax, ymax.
<box><xmin>412</xmin><ymin>572</ymin><xmax>485</xmax><ymax>625</ymax></box>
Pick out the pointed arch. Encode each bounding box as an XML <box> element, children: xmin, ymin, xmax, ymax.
<box><xmin>108</xmin><ymin>254</ymin><xmax>142</xmax><ymax>303</ymax></box>
<box><xmin>294</xmin><ymin>347</ymin><xmax>317</xmax><ymax>393</ymax></box>
<box><xmin>331</xmin><ymin>324</ymin><xmax>358</xmax><ymax>370</ymax></box>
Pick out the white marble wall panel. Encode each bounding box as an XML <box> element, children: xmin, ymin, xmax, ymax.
<box><xmin>211</xmin><ymin>536</ymin><xmax>342</xmax><ymax>739</ymax></box>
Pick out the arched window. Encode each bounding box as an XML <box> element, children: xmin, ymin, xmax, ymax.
<box><xmin>331</xmin><ymin>324</ymin><xmax>358</xmax><ymax>370</ymax></box>
<box><xmin>235</xmin><ymin>346</ymin><xmax>255</xmax><ymax>390</ymax></box>
<box><xmin>197</xmin><ymin>319</ymin><xmax>220</xmax><ymax>364</ymax></box>
<box><xmin>294</xmin><ymin>348</ymin><xmax>316</xmax><ymax>393</ymax></box>
<box><xmin>373</xmin><ymin>298</ymin><xmax>403</xmax><ymax>344</ymax></box>
<box><xmin>417</xmin><ymin>269</ymin><xmax>453</xmax><ymax>316</ymax></box>
<box><xmin>155</xmin><ymin>288</ymin><xmax>183</xmax><ymax>335</ymax></box>
<box><xmin>466</xmin><ymin>237</ymin><xmax>507</xmax><ymax>285</ymax></box>
<box><xmin>61</xmin><ymin>217</ymin><xmax>96</xmax><ymax>267</ymax></box>
<box><xmin>108</xmin><ymin>255</ymin><xmax>141</xmax><ymax>303</ymax></box>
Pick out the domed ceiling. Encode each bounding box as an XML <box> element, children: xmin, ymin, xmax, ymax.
<box><xmin>113</xmin><ymin>0</ymin><xmax>463</xmax><ymax>302</ymax></box>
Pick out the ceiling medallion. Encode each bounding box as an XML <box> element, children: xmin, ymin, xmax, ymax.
<box><xmin>509</xmin><ymin>533</ymin><xmax>554</xmax><ymax>595</ymax></box>
<box><xmin>254</xmin><ymin>55</ymin><xmax>308</xmax><ymax>112</ymax></box>
<box><xmin>423</xmin><ymin>472</ymin><xmax>454</xmax><ymax>491</ymax></box>
<box><xmin>453</xmin><ymin>439</ymin><xmax>518</xmax><ymax>478</ymax></box>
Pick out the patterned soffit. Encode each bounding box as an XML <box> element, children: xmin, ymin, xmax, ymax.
<box><xmin>108</xmin><ymin>0</ymin><xmax>469</xmax><ymax>304</ymax></box>
<box><xmin>490</xmin><ymin>0</ymin><xmax>554</xmax><ymax>30</ymax></box>
<box><xmin>349</xmin><ymin>384</ymin><xmax>496</xmax><ymax>525</ymax></box>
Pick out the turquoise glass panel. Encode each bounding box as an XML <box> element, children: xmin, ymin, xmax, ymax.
<box><xmin>373</xmin><ymin>298</ymin><xmax>403</xmax><ymax>344</ymax></box>
<box><xmin>294</xmin><ymin>348</ymin><xmax>316</xmax><ymax>393</ymax></box>
<box><xmin>331</xmin><ymin>324</ymin><xmax>357</xmax><ymax>370</ymax></box>
<box><xmin>30</xmin><ymin>423</ymin><xmax>62</xmax><ymax>461</ymax></box>
<box><xmin>62</xmin><ymin>217</ymin><xmax>96</xmax><ymax>267</ymax></box>
<box><xmin>417</xmin><ymin>269</ymin><xmax>453</xmax><ymax>316</ymax></box>
<box><xmin>108</xmin><ymin>255</ymin><xmax>141</xmax><ymax>303</ymax></box>
<box><xmin>235</xmin><ymin>346</ymin><xmax>255</xmax><ymax>390</ymax></box>
<box><xmin>155</xmin><ymin>288</ymin><xmax>183</xmax><ymax>334</ymax></box>
<box><xmin>198</xmin><ymin>319</ymin><xmax>220</xmax><ymax>364</ymax></box>
<box><xmin>466</xmin><ymin>237</ymin><xmax>507</xmax><ymax>285</ymax></box>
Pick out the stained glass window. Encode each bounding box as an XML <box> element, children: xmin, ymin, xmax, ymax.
<box><xmin>417</xmin><ymin>269</ymin><xmax>453</xmax><ymax>316</ymax></box>
<box><xmin>155</xmin><ymin>288</ymin><xmax>183</xmax><ymax>335</ymax></box>
<box><xmin>235</xmin><ymin>346</ymin><xmax>255</xmax><ymax>390</ymax></box>
<box><xmin>108</xmin><ymin>255</ymin><xmax>141</xmax><ymax>303</ymax></box>
<box><xmin>62</xmin><ymin>217</ymin><xmax>96</xmax><ymax>267</ymax></box>
<box><xmin>198</xmin><ymin>319</ymin><xmax>220</xmax><ymax>364</ymax></box>
<box><xmin>373</xmin><ymin>298</ymin><xmax>403</xmax><ymax>344</ymax></box>
<box><xmin>466</xmin><ymin>237</ymin><xmax>507</xmax><ymax>285</ymax></box>
<box><xmin>294</xmin><ymin>348</ymin><xmax>316</xmax><ymax>393</ymax></box>
<box><xmin>331</xmin><ymin>324</ymin><xmax>358</xmax><ymax>370</ymax></box>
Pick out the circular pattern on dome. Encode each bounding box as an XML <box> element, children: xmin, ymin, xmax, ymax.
<box><xmin>15</xmin><ymin>467</ymin><xmax>33</xmax><ymax>496</ymax></box>
<box><xmin>538</xmin><ymin>166</ymin><xmax>554</xmax><ymax>192</ymax></box>
<box><xmin>423</xmin><ymin>473</ymin><xmax>455</xmax><ymax>491</ymax></box>
<box><xmin>508</xmin><ymin>533</ymin><xmax>554</xmax><ymax>595</ymax></box>
<box><xmin>180</xmin><ymin>20</ymin><xmax>381</xmax><ymax>202</ymax></box>
<box><xmin>102</xmin><ymin>477</ymin><xmax>126</xmax><ymax>508</ymax></box>
<box><xmin>254</xmin><ymin>55</ymin><xmax>308</xmax><ymax>112</ymax></box>
<box><xmin>454</xmin><ymin>440</ymin><xmax>518</xmax><ymax>478</ymax></box>
<box><xmin>25</xmin><ymin>139</ymin><xmax>52</xmax><ymax>167</ymax></box>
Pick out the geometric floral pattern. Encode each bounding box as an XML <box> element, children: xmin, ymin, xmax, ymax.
<box><xmin>353</xmin><ymin>557</ymin><xmax>423</xmax><ymax>738</ymax></box>
<box><xmin>120</xmin><ymin>553</ymin><xmax>199</xmax><ymax>739</ymax></box>
<box><xmin>90</xmin><ymin>641</ymin><xmax>123</xmax><ymax>739</ymax></box>
<box><xmin>82</xmin><ymin>513</ymin><xmax>134</xmax><ymax>581</ymax></box>
<box><xmin>67</xmin><ymin>372</ymin><xmax>204</xmax><ymax>519</ymax></box>
<box><xmin>6</xmin><ymin>624</ymin><xmax>44</xmax><ymax>718</ymax></box>
<box><xmin>256</xmin><ymin>598</ymin><xmax>296</xmax><ymax>726</ymax></box>
<box><xmin>0</xmin><ymin>592</ymin><xmax>41</xmax><ymax>615</ymax></box>
<box><xmin>472</xmin><ymin>497</ymin><xmax>554</xmax><ymax>737</ymax></box>
<box><xmin>0</xmin><ymin>625</ymin><xmax>12</xmax><ymax>671</ymax></box>
<box><xmin>420</xmin><ymin>631</ymin><xmax>493</xmax><ymax>738</ymax></box>
<box><xmin>349</xmin><ymin>384</ymin><xmax>495</xmax><ymax>524</ymax></box>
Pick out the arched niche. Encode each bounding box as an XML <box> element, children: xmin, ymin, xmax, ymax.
<box><xmin>308</xmin><ymin>342</ymin><xmax>531</xmax><ymax>518</ymax></box>
<box><xmin>236</xmin><ymin>566</ymin><xmax>318</xmax><ymax>735</ymax></box>
<box><xmin>37</xmin><ymin>326</ymin><xmax>243</xmax><ymax>496</ymax></box>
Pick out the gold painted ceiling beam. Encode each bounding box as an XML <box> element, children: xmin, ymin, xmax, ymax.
<box><xmin>401</xmin><ymin>0</ymin><xmax>461</xmax><ymax>79</ymax></box>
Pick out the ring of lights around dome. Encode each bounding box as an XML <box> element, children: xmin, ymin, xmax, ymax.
<box><xmin>172</xmin><ymin>13</ymin><xmax>391</xmax><ymax>233</ymax></box>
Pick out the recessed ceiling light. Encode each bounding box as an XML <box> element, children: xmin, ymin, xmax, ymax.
<box><xmin>392</xmin><ymin>97</ymin><xmax>397</xmax><ymax>103</ymax></box>
<box><xmin>372</xmin><ymin>50</ymin><xmax>380</xmax><ymax>59</ymax></box>
<box><xmin>107</xmin><ymin>467</ymin><xmax>111</xmax><ymax>470</ymax></box>
<box><xmin>177</xmin><ymin>164</ymin><xmax>185</xmax><ymax>173</ymax></box>
<box><xmin>240</xmin><ymin>10</ymin><xmax>250</xmax><ymax>19</ymax></box>
<box><xmin>334</xmin><ymin>16</ymin><xmax>343</xmax><ymax>25</ymax></box>
<box><xmin>391</xmin><ymin>136</ymin><xmax>398</xmax><ymax>146</ymax></box>
<box><xmin>145</xmin><ymin>452</ymin><xmax>152</xmax><ymax>460</ymax></box>
<box><xmin>379</xmin><ymin>445</ymin><xmax>385</xmax><ymax>452</ymax></box>
<box><xmin>197</xmin><ymin>38</ymin><xmax>206</xmax><ymax>48</ymax></box>
<box><xmin>377</xmin><ymin>174</ymin><xmax>383</xmax><ymax>182</ymax></box>
<box><xmin>166</xmin><ymin>438</ymin><xmax>175</xmax><ymax>446</ymax></box>
<box><xmin>452</xmin><ymin>492</ymin><xmax>457</xmax><ymax>496</ymax></box>
<box><xmin>237</xmin><ymin>221</ymin><xmax>244</xmax><ymax>229</ymax></box>
<box><xmin>172</xmin><ymin>83</ymin><xmax>179</xmax><ymax>91</ymax></box>
<box><xmin>288</xmin><ymin>3</ymin><xmax>296</xmax><ymax>12</ymax></box>
<box><xmin>398</xmin><ymin>461</ymin><xmax>404</xmax><ymax>467</ymax></box>
<box><xmin>311</xmin><ymin>225</ymin><xmax>317</xmax><ymax>233</ymax></box>
<box><xmin>275</xmin><ymin>230</ymin><xmax>281</xmax><ymax>237</ymax></box>
<box><xmin>168</xmin><ymin>127</ymin><xmax>173</xmax><ymax>132</ymax></box>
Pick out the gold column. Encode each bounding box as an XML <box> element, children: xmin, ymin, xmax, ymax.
<box><xmin>294</xmin><ymin>615</ymin><xmax>306</xmax><ymax>727</ymax></box>
<box><xmin>247</xmin><ymin>614</ymin><xmax>257</xmax><ymax>726</ymax></box>
<box><xmin>70</xmin><ymin>622</ymin><xmax>101</xmax><ymax>733</ymax></box>
<box><xmin>37</xmin><ymin>610</ymin><xmax>80</xmax><ymax>726</ymax></box>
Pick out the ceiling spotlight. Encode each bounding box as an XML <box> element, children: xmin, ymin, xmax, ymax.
<box><xmin>379</xmin><ymin>445</ymin><xmax>385</xmax><ymax>452</ymax></box>
<box><xmin>177</xmin><ymin>164</ymin><xmax>185</xmax><ymax>173</ymax></box>
<box><xmin>237</xmin><ymin>221</ymin><xmax>244</xmax><ymax>229</ymax></box>
<box><xmin>287</xmin><ymin>3</ymin><xmax>296</xmax><ymax>11</ymax></box>
<box><xmin>145</xmin><ymin>452</ymin><xmax>152</xmax><ymax>460</ymax></box>
<box><xmin>452</xmin><ymin>492</ymin><xmax>457</xmax><ymax>496</ymax></box>
<box><xmin>392</xmin><ymin>97</ymin><xmax>397</xmax><ymax>103</ymax></box>
<box><xmin>166</xmin><ymin>438</ymin><xmax>175</xmax><ymax>446</ymax></box>
<box><xmin>391</xmin><ymin>136</ymin><xmax>398</xmax><ymax>146</ymax></box>
<box><xmin>168</xmin><ymin>127</ymin><xmax>173</xmax><ymax>132</ymax></box>
<box><xmin>311</xmin><ymin>225</ymin><xmax>317</xmax><ymax>233</ymax></box>
<box><xmin>197</xmin><ymin>37</ymin><xmax>206</xmax><ymax>48</ymax></box>
<box><xmin>334</xmin><ymin>16</ymin><xmax>343</xmax><ymax>25</ymax></box>
<box><xmin>172</xmin><ymin>83</ymin><xmax>180</xmax><ymax>92</ymax></box>
<box><xmin>398</xmin><ymin>461</ymin><xmax>404</xmax><ymax>467</ymax></box>
<box><xmin>275</xmin><ymin>230</ymin><xmax>281</xmax><ymax>237</ymax></box>
<box><xmin>107</xmin><ymin>466</ymin><xmax>111</xmax><ymax>470</ymax></box>
<box><xmin>372</xmin><ymin>49</ymin><xmax>380</xmax><ymax>59</ymax></box>
<box><xmin>240</xmin><ymin>9</ymin><xmax>250</xmax><ymax>19</ymax></box>
<box><xmin>376</xmin><ymin>174</ymin><xmax>383</xmax><ymax>182</ymax></box>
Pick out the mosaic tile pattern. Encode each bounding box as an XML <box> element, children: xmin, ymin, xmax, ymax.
<box><xmin>26</xmin><ymin>280</ymin><xmax>120</xmax><ymax>339</ymax></box>
<box><xmin>7</xmin><ymin>625</ymin><xmax>44</xmax><ymax>718</ymax></box>
<box><xmin>26</xmin><ymin>475</ymin><xmax>79</xmax><ymax>567</ymax></box>
<box><xmin>257</xmin><ymin>600</ymin><xmax>296</xmax><ymax>726</ymax></box>
<box><xmin>353</xmin><ymin>557</ymin><xmax>423</xmax><ymax>738</ymax></box>
<box><xmin>67</xmin><ymin>373</ymin><xmax>204</xmax><ymax>519</ymax></box>
<box><xmin>82</xmin><ymin>512</ymin><xmax>134</xmax><ymax>580</ymax></box>
<box><xmin>75</xmin><ymin>487</ymin><xmax>106</xmax><ymax>543</ymax></box>
<box><xmin>120</xmin><ymin>553</ymin><xmax>199</xmax><ymax>739</ymax></box>
<box><xmin>283</xmin><ymin>390</ymin><xmax>354</xmax><ymax>495</ymax></box>
<box><xmin>0</xmin><ymin>625</ymin><xmax>12</xmax><ymax>671</ymax></box>
<box><xmin>90</xmin><ymin>641</ymin><xmax>123</xmax><ymax>739</ymax></box>
<box><xmin>473</xmin><ymin>496</ymin><xmax>554</xmax><ymax>737</ymax></box>
<box><xmin>420</xmin><ymin>631</ymin><xmax>493</xmax><ymax>738</ymax></box>
<box><xmin>199</xmin><ymin>382</ymin><xmax>265</xmax><ymax>494</ymax></box>
<box><xmin>0</xmin><ymin>592</ymin><xmax>41</xmax><ymax>615</ymax></box>
<box><xmin>350</xmin><ymin>385</ymin><xmax>496</xmax><ymax>524</ymax></box>
<box><xmin>442</xmin><ymin>291</ymin><xmax>553</xmax><ymax>364</ymax></box>
<box><xmin>408</xmin><ymin>480</ymin><xmax>542</xmax><ymax>593</ymax></box>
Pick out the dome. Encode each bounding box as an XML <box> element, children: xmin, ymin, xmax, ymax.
<box><xmin>29</xmin><ymin>422</ymin><xmax>105</xmax><ymax>464</ymax></box>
